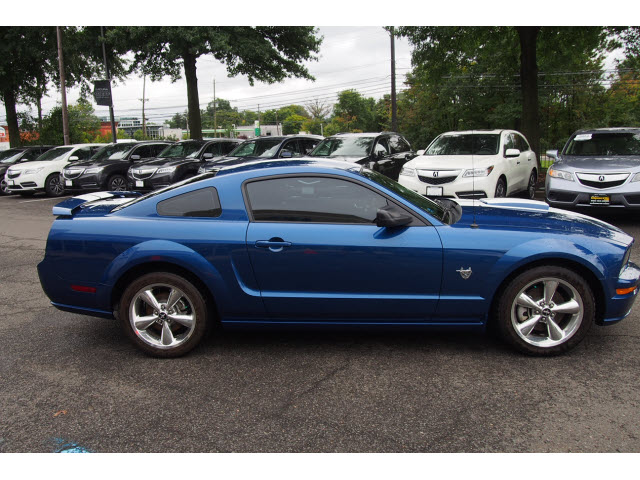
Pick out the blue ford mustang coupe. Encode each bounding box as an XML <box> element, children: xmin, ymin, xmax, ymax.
<box><xmin>38</xmin><ymin>159</ymin><xmax>639</xmax><ymax>357</ymax></box>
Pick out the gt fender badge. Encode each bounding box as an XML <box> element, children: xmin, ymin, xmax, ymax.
<box><xmin>456</xmin><ymin>267</ymin><xmax>472</xmax><ymax>279</ymax></box>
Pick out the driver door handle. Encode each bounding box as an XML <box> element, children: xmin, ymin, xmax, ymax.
<box><xmin>255</xmin><ymin>238</ymin><xmax>292</xmax><ymax>251</ymax></box>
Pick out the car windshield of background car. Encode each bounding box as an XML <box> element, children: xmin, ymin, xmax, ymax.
<box><xmin>91</xmin><ymin>143</ymin><xmax>137</xmax><ymax>161</ymax></box>
<box><xmin>0</xmin><ymin>150</ymin><xmax>24</xmax><ymax>164</ymax></box>
<box><xmin>310</xmin><ymin>137</ymin><xmax>374</xmax><ymax>157</ymax></box>
<box><xmin>22</xmin><ymin>147</ymin><xmax>73</xmax><ymax>162</ymax></box>
<box><xmin>359</xmin><ymin>168</ymin><xmax>447</xmax><ymax>222</ymax></box>
<box><xmin>159</xmin><ymin>141</ymin><xmax>206</xmax><ymax>158</ymax></box>
<box><xmin>229</xmin><ymin>139</ymin><xmax>282</xmax><ymax>158</ymax></box>
<box><xmin>426</xmin><ymin>134</ymin><xmax>500</xmax><ymax>156</ymax></box>
<box><xmin>564</xmin><ymin>132</ymin><xmax>640</xmax><ymax>156</ymax></box>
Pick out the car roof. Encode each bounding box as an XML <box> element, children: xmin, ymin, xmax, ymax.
<box><xmin>572</xmin><ymin>127</ymin><xmax>640</xmax><ymax>135</ymax></box>
<box><xmin>215</xmin><ymin>158</ymin><xmax>358</xmax><ymax>177</ymax></box>
<box><xmin>439</xmin><ymin>129</ymin><xmax>506</xmax><ymax>135</ymax></box>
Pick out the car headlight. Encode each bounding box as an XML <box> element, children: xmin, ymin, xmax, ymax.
<box><xmin>463</xmin><ymin>166</ymin><xmax>494</xmax><ymax>177</ymax></box>
<box><xmin>84</xmin><ymin>167</ymin><xmax>103</xmax><ymax>174</ymax></box>
<box><xmin>631</xmin><ymin>173</ymin><xmax>640</xmax><ymax>183</ymax></box>
<box><xmin>400</xmin><ymin>167</ymin><xmax>417</xmax><ymax>177</ymax></box>
<box><xmin>548</xmin><ymin>168</ymin><xmax>574</xmax><ymax>182</ymax></box>
<box><xmin>156</xmin><ymin>166</ymin><xmax>176</xmax><ymax>174</ymax></box>
<box><xmin>24</xmin><ymin>167</ymin><xmax>44</xmax><ymax>174</ymax></box>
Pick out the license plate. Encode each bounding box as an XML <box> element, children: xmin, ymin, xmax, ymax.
<box><xmin>65</xmin><ymin>180</ymin><xmax>72</xmax><ymax>186</ymax></box>
<box><xmin>136</xmin><ymin>181</ymin><xmax>144</xmax><ymax>187</ymax></box>
<box><xmin>590</xmin><ymin>194</ymin><xmax>610</xmax><ymax>205</ymax></box>
<box><xmin>426</xmin><ymin>186</ymin><xmax>443</xmax><ymax>196</ymax></box>
<box><xmin>8</xmin><ymin>180</ymin><xmax>14</xmax><ymax>186</ymax></box>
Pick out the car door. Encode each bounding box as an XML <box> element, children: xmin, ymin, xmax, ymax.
<box><xmin>515</xmin><ymin>133</ymin><xmax>536</xmax><ymax>183</ymax></box>
<box><xmin>244</xmin><ymin>174</ymin><xmax>443</xmax><ymax>322</ymax></box>
<box><xmin>388</xmin><ymin>135</ymin><xmax>414</xmax><ymax>180</ymax></box>
<box><xmin>372</xmin><ymin>137</ymin><xmax>398</xmax><ymax>179</ymax></box>
<box><xmin>502</xmin><ymin>132</ymin><xmax>525</xmax><ymax>193</ymax></box>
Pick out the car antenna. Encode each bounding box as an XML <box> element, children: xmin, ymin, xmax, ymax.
<box><xmin>470</xmin><ymin>129</ymin><xmax>479</xmax><ymax>229</ymax></box>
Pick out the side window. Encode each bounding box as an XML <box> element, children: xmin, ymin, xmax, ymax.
<box><xmin>74</xmin><ymin>147</ymin><xmax>94</xmax><ymax>160</ymax></box>
<box><xmin>300</xmin><ymin>139</ymin><xmax>320</xmax><ymax>154</ymax></box>
<box><xmin>221</xmin><ymin>142</ymin><xmax>237</xmax><ymax>155</ymax></box>
<box><xmin>503</xmin><ymin>133</ymin><xmax>515</xmax><ymax>154</ymax></box>
<box><xmin>23</xmin><ymin>149</ymin><xmax>40</xmax><ymax>161</ymax></box>
<box><xmin>204</xmin><ymin>142</ymin><xmax>222</xmax><ymax>156</ymax></box>
<box><xmin>515</xmin><ymin>134</ymin><xmax>529</xmax><ymax>152</ymax></box>
<box><xmin>389</xmin><ymin>136</ymin><xmax>410</xmax><ymax>154</ymax></box>
<box><xmin>280</xmin><ymin>140</ymin><xmax>301</xmax><ymax>157</ymax></box>
<box><xmin>246</xmin><ymin>176</ymin><xmax>388</xmax><ymax>224</ymax></box>
<box><xmin>152</xmin><ymin>144</ymin><xmax>168</xmax><ymax>156</ymax></box>
<box><xmin>373</xmin><ymin>138</ymin><xmax>390</xmax><ymax>157</ymax></box>
<box><xmin>133</xmin><ymin>145</ymin><xmax>153</xmax><ymax>158</ymax></box>
<box><xmin>157</xmin><ymin>187</ymin><xmax>222</xmax><ymax>218</ymax></box>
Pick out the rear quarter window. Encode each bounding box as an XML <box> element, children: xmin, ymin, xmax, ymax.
<box><xmin>156</xmin><ymin>187</ymin><xmax>222</xmax><ymax>217</ymax></box>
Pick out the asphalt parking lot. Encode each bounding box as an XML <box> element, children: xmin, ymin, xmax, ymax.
<box><xmin>1</xmin><ymin>191</ymin><xmax>639</xmax><ymax>453</ymax></box>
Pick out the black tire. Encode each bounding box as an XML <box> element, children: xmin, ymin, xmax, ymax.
<box><xmin>495</xmin><ymin>265</ymin><xmax>594</xmax><ymax>356</ymax></box>
<box><xmin>107</xmin><ymin>174</ymin><xmax>127</xmax><ymax>191</ymax></box>
<box><xmin>526</xmin><ymin>170</ymin><xmax>537</xmax><ymax>199</ymax></box>
<box><xmin>118</xmin><ymin>272</ymin><xmax>208</xmax><ymax>357</ymax></box>
<box><xmin>44</xmin><ymin>173</ymin><xmax>65</xmax><ymax>197</ymax></box>
<box><xmin>0</xmin><ymin>178</ymin><xmax>11</xmax><ymax>196</ymax></box>
<box><xmin>494</xmin><ymin>177</ymin><xmax>507</xmax><ymax>198</ymax></box>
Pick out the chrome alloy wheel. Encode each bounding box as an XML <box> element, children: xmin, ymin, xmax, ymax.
<box><xmin>511</xmin><ymin>277</ymin><xmax>584</xmax><ymax>348</ymax></box>
<box><xmin>48</xmin><ymin>176</ymin><xmax>64</xmax><ymax>196</ymax></box>
<box><xmin>129</xmin><ymin>283</ymin><xmax>196</xmax><ymax>349</ymax></box>
<box><xmin>527</xmin><ymin>171</ymin><xmax>536</xmax><ymax>199</ymax></box>
<box><xmin>110</xmin><ymin>177</ymin><xmax>126</xmax><ymax>191</ymax></box>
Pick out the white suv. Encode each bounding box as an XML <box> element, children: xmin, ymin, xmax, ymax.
<box><xmin>5</xmin><ymin>144</ymin><xmax>103</xmax><ymax>197</ymax></box>
<box><xmin>398</xmin><ymin>130</ymin><xmax>538</xmax><ymax>200</ymax></box>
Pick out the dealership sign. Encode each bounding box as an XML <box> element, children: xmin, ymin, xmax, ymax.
<box><xmin>93</xmin><ymin>80</ymin><xmax>112</xmax><ymax>106</ymax></box>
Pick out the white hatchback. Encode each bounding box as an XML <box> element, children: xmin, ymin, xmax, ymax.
<box><xmin>5</xmin><ymin>144</ymin><xmax>103</xmax><ymax>197</ymax></box>
<box><xmin>398</xmin><ymin>130</ymin><xmax>538</xmax><ymax>200</ymax></box>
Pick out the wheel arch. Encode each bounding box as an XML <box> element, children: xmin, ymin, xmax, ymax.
<box><xmin>487</xmin><ymin>257</ymin><xmax>605</xmax><ymax>329</ymax></box>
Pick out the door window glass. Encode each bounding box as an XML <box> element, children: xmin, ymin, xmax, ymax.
<box><xmin>373</xmin><ymin>138</ymin><xmax>390</xmax><ymax>157</ymax></box>
<box><xmin>157</xmin><ymin>187</ymin><xmax>222</xmax><ymax>217</ymax></box>
<box><xmin>389</xmin><ymin>136</ymin><xmax>410</xmax><ymax>154</ymax></box>
<box><xmin>204</xmin><ymin>142</ymin><xmax>222</xmax><ymax>156</ymax></box>
<box><xmin>246</xmin><ymin>176</ymin><xmax>388</xmax><ymax>224</ymax></box>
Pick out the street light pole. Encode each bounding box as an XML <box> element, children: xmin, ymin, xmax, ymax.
<box><xmin>390</xmin><ymin>26</ymin><xmax>398</xmax><ymax>132</ymax></box>
<box><xmin>100</xmin><ymin>26</ymin><xmax>117</xmax><ymax>142</ymax></box>
<box><xmin>56</xmin><ymin>27</ymin><xmax>71</xmax><ymax>145</ymax></box>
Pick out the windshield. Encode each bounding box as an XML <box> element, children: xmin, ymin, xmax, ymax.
<box><xmin>0</xmin><ymin>150</ymin><xmax>25</xmax><ymax>164</ymax></box>
<box><xmin>426</xmin><ymin>134</ymin><xmax>500</xmax><ymax>156</ymax></box>
<box><xmin>158</xmin><ymin>141</ymin><xmax>206</xmax><ymax>158</ymax></box>
<box><xmin>310</xmin><ymin>137</ymin><xmax>374</xmax><ymax>157</ymax></box>
<box><xmin>229</xmin><ymin>139</ymin><xmax>282</xmax><ymax>158</ymax></box>
<box><xmin>563</xmin><ymin>132</ymin><xmax>640</xmax><ymax>156</ymax></box>
<box><xmin>91</xmin><ymin>143</ymin><xmax>138</xmax><ymax>161</ymax></box>
<box><xmin>24</xmin><ymin>147</ymin><xmax>72</xmax><ymax>162</ymax></box>
<box><xmin>358</xmin><ymin>168</ymin><xmax>446</xmax><ymax>222</ymax></box>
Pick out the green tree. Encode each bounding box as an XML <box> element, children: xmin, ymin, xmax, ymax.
<box><xmin>282</xmin><ymin>114</ymin><xmax>307</xmax><ymax>134</ymax></box>
<box><xmin>109</xmin><ymin>27</ymin><xmax>322</xmax><ymax>141</ymax></box>
<box><xmin>39</xmin><ymin>99</ymin><xmax>101</xmax><ymax>145</ymax></box>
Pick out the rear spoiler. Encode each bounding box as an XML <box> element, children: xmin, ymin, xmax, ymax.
<box><xmin>52</xmin><ymin>191</ymin><xmax>142</xmax><ymax>216</ymax></box>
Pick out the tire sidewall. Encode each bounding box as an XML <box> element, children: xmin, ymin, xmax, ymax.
<box><xmin>45</xmin><ymin>173</ymin><xmax>64</xmax><ymax>197</ymax></box>
<box><xmin>108</xmin><ymin>174</ymin><xmax>127</xmax><ymax>191</ymax></box>
<box><xmin>527</xmin><ymin>170</ymin><xmax>537</xmax><ymax>199</ymax></box>
<box><xmin>495</xmin><ymin>177</ymin><xmax>506</xmax><ymax>198</ymax></box>
<box><xmin>118</xmin><ymin>272</ymin><xmax>208</xmax><ymax>357</ymax></box>
<box><xmin>496</xmin><ymin>265</ymin><xmax>595</xmax><ymax>355</ymax></box>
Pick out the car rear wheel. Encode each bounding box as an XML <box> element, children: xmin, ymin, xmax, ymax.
<box><xmin>496</xmin><ymin>266</ymin><xmax>594</xmax><ymax>355</ymax></box>
<box><xmin>494</xmin><ymin>177</ymin><xmax>507</xmax><ymax>198</ymax></box>
<box><xmin>44</xmin><ymin>173</ymin><xmax>65</xmax><ymax>197</ymax></box>
<box><xmin>118</xmin><ymin>272</ymin><xmax>208</xmax><ymax>357</ymax></box>
<box><xmin>526</xmin><ymin>170</ymin><xmax>537</xmax><ymax>199</ymax></box>
<box><xmin>107</xmin><ymin>174</ymin><xmax>127</xmax><ymax>191</ymax></box>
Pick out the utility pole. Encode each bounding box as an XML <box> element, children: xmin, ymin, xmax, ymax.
<box><xmin>390</xmin><ymin>26</ymin><xmax>398</xmax><ymax>132</ymax></box>
<box><xmin>140</xmin><ymin>74</ymin><xmax>149</xmax><ymax>138</ymax></box>
<box><xmin>100</xmin><ymin>26</ymin><xmax>117</xmax><ymax>142</ymax></box>
<box><xmin>213</xmin><ymin>78</ymin><xmax>217</xmax><ymax>138</ymax></box>
<box><xmin>56</xmin><ymin>27</ymin><xmax>70</xmax><ymax>145</ymax></box>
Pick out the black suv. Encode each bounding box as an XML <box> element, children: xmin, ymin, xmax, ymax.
<box><xmin>0</xmin><ymin>146</ymin><xmax>56</xmax><ymax>195</ymax></box>
<box><xmin>62</xmin><ymin>141</ymin><xmax>172</xmax><ymax>192</ymax></box>
<box><xmin>128</xmin><ymin>138</ymin><xmax>241</xmax><ymax>191</ymax></box>
<box><xmin>198</xmin><ymin>135</ymin><xmax>323</xmax><ymax>174</ymax></box>
<box><xmin>307</xmin><ymin>132</ymin><xmax>415</xmax><ymax>180</ymax></box>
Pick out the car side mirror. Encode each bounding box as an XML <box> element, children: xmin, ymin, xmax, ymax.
<box><xmin>280</xmin><ymin>150</ymin><xmax>293</xmax><ymax>158</ymax></box>
<box><xmin>505</xmin><ymin>148</ymin><xmax>520</xmax><ymax>158</ymax></box>
<box><xmin>68</xmin><ymin>156</ymin><xmax>79</xmax><ymax>162</ymax></box>
<box><xmin>202</xmin><ymin>153</ymin><xmax>214</xmax><ymax>160</ymax></box>
<box><xmin>130</xmin><ymin>154</ymin><xmax>141</xmax><ymax>161</ymax></box>
<box><xmin>416</xmin><ymin>149</ymin><xmax>425</xmax><ymax>156</ymax></box>
<box><xmin>546</xmin><ymin>149</ymin><xmax>559</xmax><ymax>160</ymax></box>
<box><xmin>376</xmin><ymin>150</ymin><xmax>387</xmax><ymax>159</ymax></box>
<box><xmin>376</xmin><ymin>205</ymin><xmax>413</xmax><ymax>228</ymax></box>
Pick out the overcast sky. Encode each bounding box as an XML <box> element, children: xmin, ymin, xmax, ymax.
<box><xmin>4</xmin><ymin>26</ymin><xmax>412</xmax><ymax>126</ymax></box>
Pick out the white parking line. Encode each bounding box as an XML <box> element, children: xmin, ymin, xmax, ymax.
<box><xmin>18</xmin><ymin>196</ymin><xmax>70</xmax><ymax>204</ymax></box>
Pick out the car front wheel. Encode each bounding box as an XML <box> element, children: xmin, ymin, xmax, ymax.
<box><xmin>496</xmin><ymin>266</ymin><xmax>594</xmax><ymax>355</ymax></box>
<box><xmin>107</xmin><ymin>174</ymin><xmax>127</xmax><ymax>191</ymax></box>
<box><xmin>118</xmin><ymin>272</ymin><xmax>208</xmax><ymax>357</ymax></box>
<box><xmin>494</xmin><ymin>177</ymin><xmax>507</xmax><ymax>198</ymax></box>
<box><xmin>44</xmin><ymin>173</ymin><xmax>65</xmax><ymax>197</ymax></box>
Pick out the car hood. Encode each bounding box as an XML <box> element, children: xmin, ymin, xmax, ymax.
<box><xmin>556</xmin><ymin>155</ymin><xmax>640</xmax><ymax>171</ymax></box>
<box><xmin>65</xmin><ymin>159</ymin><xmax>130</xmax><ymax>169</ymax></box>
<box><xmin>137</xmin><ymin>157</ymin><xmax>200</xmax><ymax>167</ymax></box>
<box><xmin>408</xmin><ymin>155</ymin><xmax>494</xmax><ymax>169</ymax></box>
<box><xmin>453</xmin><ymin>198</ymin><xmax>632</xmax><ymax>245</ymax></box>
<box><xmin>7</xmin><ymin>159</ymin><xmax>64</xmax><ymax>171</ymax></box>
